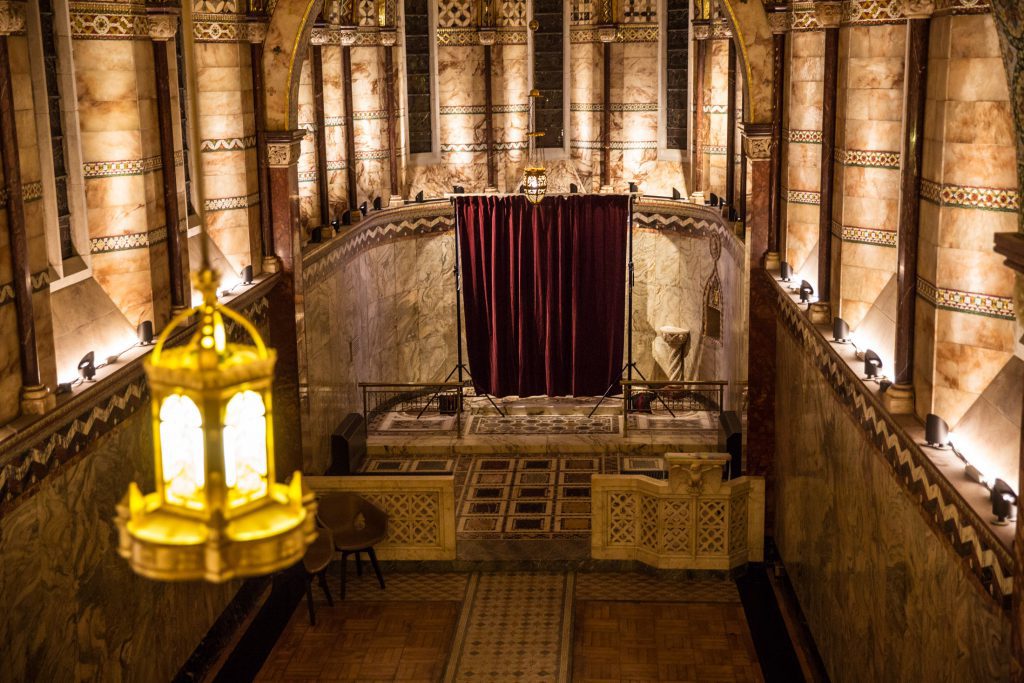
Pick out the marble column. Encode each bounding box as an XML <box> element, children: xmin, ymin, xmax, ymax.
<box><xmin>382</xmin><ymin>32</ymin><xmax>401</xmax><ymax>204</ymax></box>
<box><xmin>341</xmin><ymin>44</ymin><xmax>358</xmax><ymax>212</ymax></box>
<box><xmin>600</xmin><ymin>37</ymin><xmax>612</xmax><ymax>191</ymax></box>
<box><xmin>885</xmin><ymin>4</ymin><xmax>931</xmax><ymax>415</ymax></box>
<box><xmin>765</xmin><ymin>14</ymin><xmax>787</xmax><ymax>271</ymax></box>
<box><xmin>810</xmin><ymin>1</ymin><xmax>841</xmax><ymax>324</ymax></box>
<box><xmin>250</xmin><ymin>36</ymin><xmax>278</xmax><ymax>273</ymax></box>
<box><xmin>0</xmin><ymin>20</ymin><xmax>52</xmax><ymax>414</ymax></box>
<box><xmin>482</xmin><ymin>39</ymin><xmax>496</xmax><ymax>190</ymax></box>
<box><xmin>744</xmin><ymin>129</ymin><xmax>774</xmax><ymax>267</ymax></box>
<box><xmin>150</xmin><ymin>16</ymin><xmax>185</xmax><ymax>312</ymax></box>
<box><xmin>312</xmin><ymin>45</ymin><xmax>330</xmax><ymax>225</ymax></box>
<box><xmin>725</xmin><ymin>39</ymin><xmax>737</xmax><ymax>213</ymax></box>
<box><xmin>264</xmin><ymin>130</ymin><xmax>305</xmax><ymax>475</ymax></box>
<box><xmin>691</xmin><ymin>22</ymin><xmax>710</xmax><ymax>195</ymax></box>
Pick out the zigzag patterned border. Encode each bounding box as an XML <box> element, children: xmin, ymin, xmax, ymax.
<box><xmin>0</xmin><ymin>286</ymin><xmax>273</xmax><ymax>517</ymax></box>
<box><xmin>766</xmin><ymin>270</ymin><xmax>1013</xmax><ymax>607</ymax></box>
<box><xmin>0</xmin><ymin>270</ymin><xmax>52</xmax><ymax>307</ymax></box>
<box><xmin>200</xmin><ymin>135</ymin><xmax>257</xmax><ymax>152</ymax></box>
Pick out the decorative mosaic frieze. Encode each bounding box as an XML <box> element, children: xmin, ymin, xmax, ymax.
<box><xmin>842</xmin><ymin>0</ymin><xmax>904</xmax><ymax>24</ymax></box>
<box><xmin>702</xmin><ymin>104</ymin><xmax>728</xmax><ymax>114</ymax></box>
<box><xmin>786</xmin><ymin>128</ymin><xmax>822</xmax><ymax>144</ymax></box>
<box><xmin>572</xmin><ymin>140</ymin><xmax>659</xmax><ymax>151</ymax></box>
<box><xmin>204</xmin><ymin>193</ymin><xmax>258</xmax><ymax>212</ymax></box>
<box><xmin>492</xmin><ymin>104</ymin><xmax>529</xmax><ymax>114</ymax></box>
<box><xmin>324</xmin><ymin>116</ymin><xmax>345</xmax><ymax>127</ymax></box>
<box><xmin>0</xmin><ymin>270</ymin><xmax>52</xmax><ymax>308</ymax></box>
<box><xmin>193</xmin><ymin>0</ymin><xmax>238</xmax><ymax>11</ymax></box>
<box><xmin>326</xmin><ymin>159</ymin><xmax>348</xmax><ymax>171</ymax></box>
<box><xmin>701</xmin><ymin>144</ymin><xmax>727</xmax><ymax>155</ymax></box>
<box><xmin>916</xmin><ymin>277</ymin><xmax>1014</xmax><ymax>320</ymax></box>
<box><xmin>836</xmin><ymin>148</ymin><xmax>901</xmax><ymax>168</ymax></box>
<box><xmin>440</xmin><ymin>104</ymin><xmax>487</xmax><ymax>115</ymax></box>
<box><xmin>933</xmin><ymin>0</ymin><xmax>991</xmax><ymax>15</ymax></box>
<box><xmin>82</xmin><ymin>155</ymin><xmax>162</xmax><ymax>179</ymax></box>
<box><xmin>89</xmin><ymin>227</ymin><xmax>167</xmax><ymax>254</ymax></box>
<box><xmin>0</xmin><ymin>180</ymin><xmax>45</xmax><ymax>209</ymax></box>
<box><xmin>298</xmin><ymin>170</ymin><xmax>317</xmax><ymax>183</ymax></box>
<box><xmin>570</xmin><ymin>24</ymin><xmax>659</xmax><ymax>43</ymax></box>
<box><xmin>571</xmin><ymin>102</ymin><xmax>659</xmax><ymax>113</ymax></box>
<box><xmin>788</xmin><ymin>2</ymin><xmax>824</xmax><ymax>30</ymax></box>
<box><xmin>787</xmin><ymin>189</ymin><xmax>821</xmax><ymax>205</ymax></box>
<box><xmin>69</xmin><ymin>2</ymin><xmax>149</xmax><ymax>40</ymax></box>
<box><xmin>441</xmin><ymin>142</ymin><xmax>488</xmax><ymax>153</ymax></box>
<box><xmin>840</xmin><ymin>225</ymin><xmax>897</xmax><ymax>247</ymax></box>
<box><xmin>920</xmin><ymin>179</ymin><xmax>1020</xmax><ymax>212</ymax></box>
<box><xmin>435</xmin><ymin>26</ymin><xmax>527</xmax><ymax>45</ymax></box>
<box><xmin>353</xmin><ymin>148</ymin><xmax>393</xmax><ymax>160</ymax></box>
<box><xmin>438</xmin><ymin>0</ymin><xmax>474</xmax><ymax>28</ymax></box>
<box><xmin>352</xmin><ymin>109</ymin><xmax>390</xmax><ymax>121</ymax></box>
<box><xmin>492</xmin><ymin>141</ymin><xmax>528</xmax><ymax>151</ymax></box>
<box><xmin>193</xmin><ymin>14</ymin><xmax>255</xmax><ymax>42</ymax></box>
<box><xmin>765</xmin><ymin>271</ymin><xmax>1012</xmax><ymax>606</ymax></box>
<box><xmin>199</xmin><ymin>135</ymin><xmax>257</xmax><ymax>152</ymax></box>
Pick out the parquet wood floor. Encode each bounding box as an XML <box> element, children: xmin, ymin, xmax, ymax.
<box><xmin>255</xmin><ymin>600</ymin><xmax>460</xmax><ymax>682</ymax></box>
<box><xmin>571</xmin><ymin>601</ymin><xmax>764</xmax><ymax>683</ymax></box>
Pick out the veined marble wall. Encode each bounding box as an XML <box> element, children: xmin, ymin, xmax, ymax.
<box><xmin>914</xmin><ymin>12</ymin><xmax>1019</xmax><ymax>426</ymax></box>
<box><xmin>352</xmin><ymin>45</ymin><xmax>391</xmax><ymax>203</ymax></box>
<box><xmin>493</xmin><ymin>42</ymin><xmax>530</xmax><ymax>191</ymax></box>
<box><xmin>773</xmin><ymin>309</ymin><xmax>1010</xmax><ymax>682</ymax></box>
<box><xmin>782</xmin><ymin>26</ymin><xmax>824</xmax><ymax>280</ymax></box>
<box><xmin>321</xmin><ymin>44</ymin><xmax>349</xmax><ymax>217</ymax></box>
<box><xmin>298</xmin><ymin>52</ymin><xmax>320</xmax><ymax>231</ymax></box>
<box><xmin>705</xmin><ymin>39</ymin><xmax>729</xmax><ymax>198</ymax></box>
<box><xmin>831</xmin><ymin>23</ymin><xmax>904</xmax><ymax>331</ymax></box>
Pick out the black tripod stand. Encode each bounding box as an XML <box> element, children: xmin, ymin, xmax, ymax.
<box><xmin>588</xmin><ymin>194</ymin><xmax>675</xmax><ymax>419</ymax></box>
<box><xmin>418</xmin><ymin>198</ymin><xmax>505</xmax><ymax>418</ymax></box>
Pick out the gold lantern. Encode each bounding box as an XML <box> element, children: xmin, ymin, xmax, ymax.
<box><xmin>116</xmin><ymin>269</ymin><xmax>316</xmax><ymax>583</ymax></box>
<box><xmin>523</xmin><ymin>89</ymin><xmax>547</xmax><ymax>205</ymax></box>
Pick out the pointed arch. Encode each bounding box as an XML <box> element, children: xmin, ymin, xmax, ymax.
<box><xmin>717</xmin><ymin>0</ymin><xmax>774</xmax><ymax>125</ymax></box>
<box><xmin>262</xmin><ymin>0</ymin><xmax>325</xmax><ymax>131</ymax></box>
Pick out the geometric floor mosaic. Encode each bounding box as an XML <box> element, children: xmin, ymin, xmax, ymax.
<box><xmin>260</xmin><ymin>570</ymin><xmax>755</xmax><ymax>683</ymax></box>
<box><xmin>469</xmin><ymin>414</ymin><xmax>619</xmax><ymax>435</ymax></box>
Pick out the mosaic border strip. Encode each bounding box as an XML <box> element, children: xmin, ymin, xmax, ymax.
<box><xmin>787</xmin><ymin>129</ymin><xmax>822</xmax><ymax>144</ymax></box>
<box><xmin>298</xmin><ymin>170</ymin><xmax>317</xmax><ymax>183</ymax></box>
<box><xmin>69</xmin><ymin>2</ymin><xmax>149</xmax><ymax>40</ymax></box>
<box><xmin>441</xmin><ymin>142</ymin><xmax>488</xmax><ymax>153</ymax></box>
<box><xmin>0</xmin><ymin>286</ymin><xmax>273</xmax><ymax>517</ymax></box>
<box><xmin>492</xmin><ymin>104</ymin><xmax>529</xmax><ymax>114</ymax></box>
<box><xmin>837</xmin><ymin>148</ymin><xmax>901</xmax><ymax>169</ymax></box>
<box><xmin>353</xmin><ymin>110</ymin><xmax>390</xmax><ymax>121</ymax></box>
<box><xmin>0</xmin><ymin>271</ymin><xmax>53</xmax><ymax>308</ymax></box>
<box><xmin>842</xmin><ymin>0</ymin><xmax>904</xmax><ymax>24</ymax></box>
<box><xmin>89</xmin><ymin>227</ymin><xmax>167</xmax><ymax>254</ymax></box>
<box><xmin>326</xmin><ymin>159</ymin><xmax>348</xmax><ymax>171</ymax></box>
<box><xmin>571</xmin><ymin>102</ymin><xmax>659</xmax><ymax>113</ymax></box>
<box><xmin>934</xmin><ymin>0</ymin><xmax>992</xmax><ymax>15</ymax></box>
<box><xmin>702</xmin><ymin>144</ymin><xmax>728</xmax><ymax>155</ymax></box>
<box><xmin>200</xmin><ymin>135</ymin><xmax>257</xmax><ymax>152</ymax></box>
<box><xmin>204</xmin><ymin>193</ymin><xmax>259</xmax><ymax>212</ymax></box>
<box><xmin>570</xmin><ymin>25</ymin><xmax>659</xmax><ymax>43</ymax></box>
<box><xmin>493</xmin><ymin>140</ymin><xmax>529</xmax><ymax>151</ymax></box>
<box><xmin>921</xmin><ymin>179</ymin><xmax>1020</xmax><ymax>212</ymax></box>
<box><xmin>436</xmin><ymin>27</ymin><xmax>528</xmax><ymax>46</ymax></box>
<box><xmin>0</xmin><ymin>181</ymin><xmax>45</xmax><ymax>209</ymax></box>
<box><xmin>193</xmin><ymin>14</ymin><xmax>259</xmax><ymax>43</ymax></box>
<box><xmin>572</xmin><ymin>140</ymin><xmax>659</xmax><ymax>151</ymax></box>
<box><xmin>82</xmin><ymin>155</ymin><xmax>162</xmax><ymax>179</ymax></box>
<box><xmin>789</xmin><ymin>4</ymin><xmax>824</xmax><ymax>31</ymax></box>
<box><xmin>702</xmin><ymin>104</ymin><xmax>729</xmax><ymax>114</ymax></box>
<box><xmin>440</xmin><ymin>105</ymin><xmax>487</xmax><ymax>115</ymax></box>
<box><xmin>766</xmin><ymin>271</ymin><xmax>1013</xmax><ymax>606</ymax></box>
<box><xmin>787</xmin><ymin>189</ymin><xmax>821</xmax><ymax>205</ymax></box>
<box><xmin>841</xmin><ymin>225</ymin><xmax>897</xmax><ymax>247</ymax></box>
<box><xmin>353</xmin><ymin>148</ymin><xmax>394</xmax><ymax>161</ymax></box>
<box><xmin>324</xmin><ymin>116</ymin><xmax>345</xmax><ymax>127</ymax></box>
<box><xmin>916</xmin><ymin>277</ymin><xmax>1014</xmax><ymax>320</ymax></box>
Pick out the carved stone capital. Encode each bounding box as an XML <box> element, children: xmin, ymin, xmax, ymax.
<box><xmin>743</xmin><ymin>135</ymin><xmax>773</xmax><ymax>160</ymax></box>
<box><xmin>380</xmin><ymin>29</ymin><xmax>398</xmax><ymax>47</ymax></box>
<box><xmin>767</xmin><ymin>11</ymin><xmax>789</xmax><ymax>34</ymax></box>
<box><xmin>691</xmin><ymin>21</ymin><xmax>711</xmax><ymax>40</ymax></box>
<box><xmin>712</xmin><ymin>18</ymin><xmax>733</xmax><ymax>39</ymax></box>
<box><xmin>264</xmin><ymin>130</ymin><xmax>305</xmax><ymax>168</ymax></box>
<box><xmin>902</xmin><ymin>0</ymin><xmax>935</xmax><ymax>18</ymax></box>
<box><xmin>147</xmin><ymin>14</ymin><xmax>179</xmax><ymax>41</ymax></box>
<box><xmin>339</xmin><ymin>28</ymin><xmax>358</xmax><ymax>46</ymax></box>
<box><xmin>246</xmin><ymin>21</ymin><xmax>268</xmax><ymax>44</ymax></box>
<box><xmin>477</xmin><ymin>28</ymin><xmax>496</xmax><ymax>45</ymax></box>
<box><xmin>597</xmin><ymin>25</ymin><xmax>617</xmax><ymax>43</ymax></box>
<box><xmin>0</xmin><ymin>2</ymin><xmax>26</xmax><ymax>36</ymax></box>
<box><xmin>309</xmin><ymin>27</ymin><xmax>329</xmax><ymax>45</ymax></box>
<box><xmin>813</xmin><ymin>1</ymin><xmax>843</xmax><ymax>28</ymax></box>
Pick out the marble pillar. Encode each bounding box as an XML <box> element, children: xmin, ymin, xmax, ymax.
<box><xmin>766</xmin><ymin>20</ymin><xmax>786</xmax><ymax>270</ymax></box>
<box><xmin>296</xmin><ymin>52</ymin><xmax>319</xmax><ymax>232</ymax></box>
<box><xmin>813</xmin><ymin>3</ymin><xmax>840</xmax><ymax>324</ymax></box>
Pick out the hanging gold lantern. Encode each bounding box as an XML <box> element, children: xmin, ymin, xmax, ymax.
<box><xmin>116</xmin><ymin>269</ymin><xmax>316</xmax><ymax>583</ymax></box>
<box><xmin>523</xmin><ymin>88</ymin><xmax>547</xmax><ymax>205</ymax></box>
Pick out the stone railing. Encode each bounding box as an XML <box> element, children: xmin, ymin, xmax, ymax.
<box><xmin>305</xmin><ymin>475</ymin><xmax>457</xmax><ymax>561</ymax></box>
<box><xmin>591</xmin><ymin>453</ymin><xmax>765</xmax><ymax>570</ymax></box>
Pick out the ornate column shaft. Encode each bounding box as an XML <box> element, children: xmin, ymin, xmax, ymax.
<box><xmin>341</xmin><ymin>44</ymin><xmax>358</xmax><ymax>212</ymax></box>
<box><xmin>382</xmin><ymin>30</ymin><xmax>401</xmax><ymax>204</ymax></box>
<box><xmin>725</xmin><ymin>38</ymin><xmax>737</xmax><ymax>213</ymax></box>
<box><xmin>811</xmin><ymin>1</ymin><xmax>841</xmax><ymax>324</ymax></box>
<box><xmin>886</xmin><ymin>1</ymin><xmax>932</xmax><ymax>414</ymax></box>
<box><xmin>599</xmin><ymin>27</ymin><xmax>615</xmax><ymax>191</ymax></box>
<box><xmin>691</xmin><ymin>21</ymin><xmax>710</xmax><ymax>195</ymax></box>
<box><xmin>249</xmin><ymin>25</ymin><xmax>277</xmax><ymax>273</ymax></box>
<box><xmin>480</xmin><ymin>28</ymin><xmax>497</xmax><ymax>190</ymax></box>
<box><xmin>765</xmin><ymin>12</ymin><xmax>788</xmax><ymax>270</ymax></box>
<box><xmin>150</xmin><ymin>13</ymin><xmax>185</xmax><ymax>312</ymax></box>
<box><xmin>312</xmin><ymin>44</ymin><xmax>331</xmax><ymax>225</ymax></box>
<box><xmin>0</xmin><ymin>4</ymin><xmax>52</xmax><ymax>413</ymax></box>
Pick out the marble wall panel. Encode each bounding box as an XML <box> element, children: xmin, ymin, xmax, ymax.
<box><xmin>298</xmin><ymin>53</ymin><xmax>320</xmax><ymax>231</ymax></box>
<box><xmin>914</xmin><ymin>13</ymin><xmax>1018</xmax><ymax>426</ymax></box>
<box><xmin>351</xmin><ymin>46</ymin><xmax>388</xmax><ymax>204</ymax></box>
<box><xmin>774</xmin><ymin>320</ymin><xmax>1010</xmax><ymax>682</ymax></box>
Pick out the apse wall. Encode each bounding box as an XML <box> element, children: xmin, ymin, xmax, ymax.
<box><xmin>301</xmin><ymin>198</ymin><xmax>746</xmax><ymax>470</ymax></box>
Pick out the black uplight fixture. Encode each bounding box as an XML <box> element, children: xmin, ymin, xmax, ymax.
<box><xmin>925</xmin><ymin>413</ymin><xmax>949</xmax><ymax>449</ymax></box>
<box><xmin>780</xmin><ymin>261</ymin><xmax>791</xmax><ymax>282</ymax></box>
<box><xmin>342</xmin><ymin>209</ymin><xmax>352</xmax><ymax>225</ymax></box>
<box><xmin>78</xmin><ymin>351</ymin><xmax>96</xmax><ymax>381</ymax></box>
<box><xmin>241</xmin><ymin>264</ymin><xmax>254</xmax><ymax>285</ymax></box>
<box><xmin>359</xmin><ymin>201</ymin><xmax>368</xmax><ymax>216</ymax></box>
<box><xmin>991</xmin><ymin>478</ymin><xmax>1017</xmax><ymax>526</ymax></box>
<box><xmin>415</xmin><ymin>190</ymin><xmax>425</xmax><ymax>203</ymax></box>
<box><xmin>863</xmin><ymin>349</ymin><xmax>882</xmax><ymax>378</ymax></box>
<box><xmin>799</xmin><ymin>280</ymin><xmax>814</xmax><ymax>303</ymax></box>
<box><xmin>709</xmin><ymin>193</ymin><xmax>719</xmax><ymax>207</ymax></box>
<box><xmin>137</xmin><ymin>321</ymin><xmax>154</xmax><ymax>346</ymax></box>
<box><xmin>309</xmin><ymin>226</ymin><xmax>323</xmax><ymax>244</ymax></box>
<box><xmin>569</xmin><ymin>183</ymin><xmax>578</xmax><ymax>193</ymax></box>
<box><xmin>372</xmin><ymin>196</ymin><xmax>382</xmax><ymax>211</ymax></box>
<box><xmin>672</xmin><ymin>187</ymin><xmax>682</xmax><ymax>200</ymax></box>
<box><xmin>628</xmin><ymin>181</ymin><xmax>638</xmax><ymax>193</ymax></box>
<box><xmin>832</xmin><ymin>317</ymin><xmax>850</xmax><ymax>343</ymax></box>
<box><xmin>330</xmin><ymin>219</ymin><xmax>340</xmax><ymax>234</ymax></box>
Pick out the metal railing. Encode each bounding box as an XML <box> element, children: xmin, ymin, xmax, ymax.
<box><xmin>359</xmin><ymin>382</ymin><xmax>466</xmax><ymax>435</ymax></box>
<box><xmin>620</xmin><ymin>380</ymin><xmax>726</xmax><ymax>436</ymax></box>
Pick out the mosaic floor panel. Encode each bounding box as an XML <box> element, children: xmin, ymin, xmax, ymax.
<box><xmin>468</xmin><ymin>414</ymin><xmax>618</xmax><ymax>435</ymax></box>
<box><xmin>259</xmin><ymin>572</ymin><xmax>754</xmax><ymax>683</ymax></box>
<box><xmin>373</xmin><ymin>411</ymin><xmax>458</xmax><ymax>434</ymax></box>
<box><xmin>628</xmin><ymin>411</ymin><xmax>718</xmax><ymax>433</ymax></box>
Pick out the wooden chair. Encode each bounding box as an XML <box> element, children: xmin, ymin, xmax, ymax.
<box><xmin>301</xmin><ymin>529</ymin><xmax>334</xmax><ymax>625</ymax></box>
<box><xmin>317</xmin><ymin>492</ymin><xmax>388</xmax><ymax>599</ymax></box>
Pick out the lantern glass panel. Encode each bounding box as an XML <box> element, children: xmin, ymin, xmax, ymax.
<box><xmin>223</xmin><ymin>389</ymin><xmax>269</xmax><ymax>506</ymax></box>
<box><xmin>159</xmin><ymin>394</ymin><xmax>206</xmax><ymax>510</ymax></box>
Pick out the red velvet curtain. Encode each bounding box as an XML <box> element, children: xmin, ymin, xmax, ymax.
<box><xmin>456</xmin><ymin>194</ymin><xmax>629</xmax><ymax>397</ymax></box>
